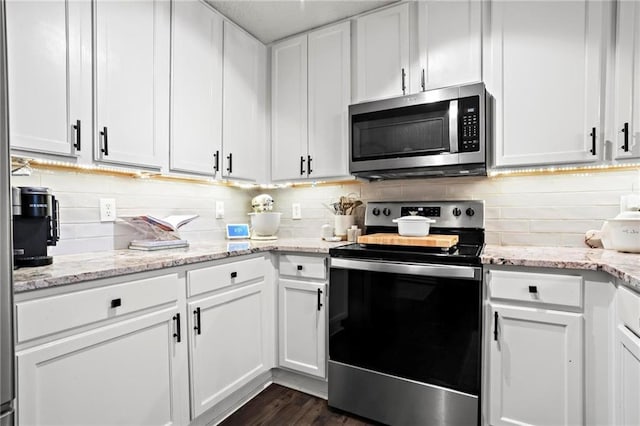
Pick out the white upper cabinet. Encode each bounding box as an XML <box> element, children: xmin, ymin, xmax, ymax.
<box><xmin>271</xmin><ymin>34</ymin><xmax>308</xmax><ymax>181</ymax></box>
<box><xmin>487</xmin><ymin>0</ymin><xmax>608</xmax><ymax>167</ymax></box>
<box><xmin>6</xmin><ymin>0</ymin><xmax>91</xmax><ymax>159</ymax></box>
<box><xmin>612</xmin><ymin>1</ymin><xmax>640</xmax><ymax>160</ymax></box>
<box><xmin>95</xmin><ymin>0</ymin><xmax>170</xmax><ymax>169</ymax></box>
<box><xmin>271</xmin><ymin>21</ymin><xmax>350</xmax><ymax>181</ymax></box>
<box><xmin>222</xmin><ymin>22</ymin><xmax>267</xmax><ymax>182</ymax></box>
<box><xmin>417</xmin><ymin>0</ymin><xmax>481</xmax><ymax>91</ymax></box>
<box><xmin>354</xmin><ymin>3</ymin><xmax>409</xmax><ymax>103</ymax></box>
<box><xmin>170</xmin><ymin>1</ymin><xmax>223</xmax><ymax>176</ymax></box>
<box><xmin>308</xmin><ymin>22</ymin><xmax>351</xmax><ymax>179</ymax></box>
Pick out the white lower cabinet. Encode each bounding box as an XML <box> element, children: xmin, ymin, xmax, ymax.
<box><xmin>277</xmin><ymin>254</ymin><xmax>327</xmax><ymax>379</ymax></box>
<box><xmin>486</xmin><ymin>269</ymin><xmax>585</xmax><ymax>426</ymax></box>
<box><xmin>15</xmin><ymin>273</ymin><xmax>189</xmax><ymax>426</ymax></box>
<box><xmin>615</xmin><ymin>286</ymin><xmax>640</xmax><ymax>425</ymax></box>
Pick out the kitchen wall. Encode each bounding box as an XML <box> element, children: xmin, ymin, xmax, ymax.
<box><xmin>11</xmin><ymin>167</ymin><xmax>640</xmax><ymax>255</ymax></box>
<box><xmin>11</xmin><ymin>168</ymin><xmax>252</xmax><ymax>255</ymax></box>
<box><xmin>272</xmin><ymin>169</ymin><xmax>640</xmax><ymax>247</ymax></box>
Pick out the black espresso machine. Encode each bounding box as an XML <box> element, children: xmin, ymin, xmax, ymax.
<box><xmin>12</xmin><ymin>186</ymin><xmax>59</xmax><ymax>267</ymax></box>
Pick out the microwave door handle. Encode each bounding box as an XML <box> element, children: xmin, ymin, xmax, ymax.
<box><xmin>449</xmin><ymin>100</ymin><xmax>459</xmax><ymax>153</ymax></box>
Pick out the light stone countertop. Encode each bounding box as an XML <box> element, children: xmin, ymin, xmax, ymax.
<box><xmin>13</xmin><ymin>241</ymin><xmax>640</xmax><ymax>294</ymax></box>
<box><xmin>13</xmin><ymin>238</ymin><xmax>349</xmax><ymax>294</ymax></box>
<box><xmin>482</xmin><ymin>245</ymin><xmax>640</xmax><ymax>291</ymax></box>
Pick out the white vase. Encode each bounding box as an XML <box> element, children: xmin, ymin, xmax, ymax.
<box><xmin>334</xmin><ymin>215</ymin><xmax>355</xmax><ymax>237</ymax></box>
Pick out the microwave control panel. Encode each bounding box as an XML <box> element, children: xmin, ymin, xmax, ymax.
<box><xmin>459</xmin><ymin>96</ymin><xmax>480</xmax><ymax>152</ymax></box>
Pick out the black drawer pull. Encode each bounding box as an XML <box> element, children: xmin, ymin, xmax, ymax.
<box><xmin>72</xmin><ymin>119</ymin><xmax>81</xmax><ymax>151</ymax></box>
<box><xmin>529</xmin><ymin>285</ymin><xmax>538</xmax><ymax>293</ymax></box>
<box><xmin>110</xmin><ymin>298</ymin><xmax>121</xmax><ymax>308</ymax></box>
<box><xmin>494</xmin><ymin>311</ymin><xmax>499</xmax><ymax>341</ymax></box>
<box><xmin>297</xmin><ymin>265</ymin><xmax>303</xmax><ymax>271</ymax></box>
<box><xmin>317</xmin><ymin>288</ymin><xmax>323</xmax><ymax>311</ymax></box>
<box><xmin>231</xmin><ymin>271</ymin><xmax>237</xmax><ymax>278</ymax></box>
<box><xmin>194</xmin><ymin>307</ymin><xmax>201</xmax><ymax>335</ymax></box>
<box><xmin>173</xmin><ymin>313</ymin><xmax>181</xmax><ymax>343</ymax></box>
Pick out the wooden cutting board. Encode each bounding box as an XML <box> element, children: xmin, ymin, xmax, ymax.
<box><xmin>357</xmin><ymin>233</ymin><xmax>459</xmax><ymax>248</ymax></box>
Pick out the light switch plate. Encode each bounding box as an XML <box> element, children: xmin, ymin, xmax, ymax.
<box><xmin>100</xmin><ymin>198</ymin><xmax>116</xmax><ymax>222</ymax></box>
<box><xmin>292</xmin><ymin>203</ymin><xmax>302</xmax><ymax>220</ymax></box>
<box><xmin>216</xmin><ymin>201</ymin><xmax>224</xmax><ymax>219</ymax></box>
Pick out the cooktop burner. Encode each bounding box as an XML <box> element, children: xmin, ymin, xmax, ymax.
<box><xmin>330</xmin><ymin>200</ymin><xmax>485</xmax><ymax>267</ymax></box>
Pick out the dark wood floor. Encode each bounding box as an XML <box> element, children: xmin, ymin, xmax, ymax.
<box><xmin>220</xmin><ymin>384</ymin><xmax>378</xmax><ymax>426</ymax></box>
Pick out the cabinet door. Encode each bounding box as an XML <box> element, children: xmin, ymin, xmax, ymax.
<box><xmin>612</xmin><ymin>1</ymin><xmax>640</xmax><ymax>160</ymax></box>
<box><xmin>488</xmin><ymin>1</ymin><xmax>606</xmax><ymax>167</ymax></box>
<box><xmin>16</xmin><ymin>307</ymin><xmax>189</xmax><ymax>426</ymax></box>
<box><xmin>95</xmin><ymin>0</ymin><xmax>170</xmax><ymax>168</ymax></box>
<box><xmin>6</xmin><ymin>0</ymin><xmax>91</xmax><ymax>158</ymax></box>
<box><xmin>222</xmin><ymin>22</ymin><xmax>267</xmax><ymax>182</ymax></box>
<box><xmin>308</xmin><ymin>22</ymin><xmax>351</xmax><ymax>179</ymax></box>
<box><xmin>488</xmin><ymin>305</ymin><xmax>583</xmax><ymax>426</ymax></box>
<box><xmin>188</xmin><ymin>282</ymin><xmax>269</xmax><ymax>417</ymax></box>
<box><xmin>354</xmin><ymin>3</ymin><xmax>409</xmax><ymax>103</ymax></box>
<box><xmin>615</xmin><ymin>325</ymin><xmax>640</xmax><ymax>426</ymax></box>
<box><xmin>171</xmin><ymin>0</ymin><xmax>223</xmax><ymax>176</ymax></box>
<box><xmin>278</xmin><ymin>278</ymin><xmax>326</xmax><ymax>378</ymax></box>
<box><xmin>417</xmin><ymin>0</ymin><xmax>481</xmax><ymax>91</ymax></box>
<box><xmin>271</xmin><ymin>34</ymin><xmax>308</xmax><ymax>182</ymax></box>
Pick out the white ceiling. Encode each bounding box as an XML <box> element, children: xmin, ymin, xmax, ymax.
<box><xmin>206</xmin><ymin>0</ymin><xmax>397</xmax><ymax>44</ymax></box>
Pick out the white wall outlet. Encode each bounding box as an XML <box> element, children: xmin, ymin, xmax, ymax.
<box><xmin>100</xmin><ymin>198</ymin><xmax>117</xmax><ymax>222</ymax></box>
<box><xmin>292</xmin><ymin>203</ymin><xmax>302</xmax><ymax>220</ymax></box>
<box><xmin>215</xmin><ymin>201</ymin><xmax>224</xmax><ymax>219</ymax></box>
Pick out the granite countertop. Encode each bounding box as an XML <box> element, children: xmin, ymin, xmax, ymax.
<box><xmin>482</xmin><ymin>245</ymin><xmax>640</xmax><ymax>291</ymax></box>
<box><xmin>13</xmin><ymin>240</ymin><xmax>640</xmax><ymax>294</ymax></box>
<box><xmin>13</xmin><ymin>238</ymin><xmax>348</xmax><ymax>294</ymax></box>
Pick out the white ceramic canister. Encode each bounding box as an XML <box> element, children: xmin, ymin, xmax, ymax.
<box><xmin>334</xmin><ymin>215</ymin><xmax>355</xmax><ymax>237</ymax></box>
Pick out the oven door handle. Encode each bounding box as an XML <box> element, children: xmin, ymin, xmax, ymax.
<box><xmin>330</xmin><ymin>258</ymin><xmax>480</xmax><ymax>280</ymax></box>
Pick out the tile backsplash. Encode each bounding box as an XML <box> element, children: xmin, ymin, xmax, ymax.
<box><xmin>11</xmin><ymin>167</ymin><xmax>640</xmax><ymax>255</ymax></box>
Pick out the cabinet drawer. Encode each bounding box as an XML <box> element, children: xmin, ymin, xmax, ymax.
<box><xmin>279</xmin><ymin>254</ymin><xmax>326</xmax><ymax>280</ymax></box>
<box><xmin>188</xmin><ymin>256</ymin><xmax>265</xmax><ymax>297</ymax></box>
<box><xmin>488</xmin><ymin>270</ymin><xmax>583</xmax><ymax>308</ymax></box>
<box><xmin>619</xmin><ymin>286</ymin><xmax>640</xmax><ymax>337</ymax></box>
<box><xmin>16</xmin><ymin>274</ymin><xmax>179</xmax><ymax>342</ymax></box>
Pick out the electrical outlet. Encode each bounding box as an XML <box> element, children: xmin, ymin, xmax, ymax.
<box><xmin>100</xmin><ymin>198</ymin><xmax>116</xmax><ymax>222</ymax></box>
<box><xmin>292</xmin><ymin>203</ymin><xmax>302</xmax><ymax>220</ymax></box>
<box><xmin>215</xmin><ymin>201</ymin><xmax>224</xmax><ymax>219</ymax></box>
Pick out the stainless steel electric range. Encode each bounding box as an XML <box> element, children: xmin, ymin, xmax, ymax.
<box><xmin>328</xmin><ymin>200</ymin><xmax>484</xmax><ymax>426</ymax></box>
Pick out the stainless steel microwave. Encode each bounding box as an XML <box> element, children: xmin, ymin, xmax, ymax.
<box><xmin>349</xmin><ymin>83</ymin><xmax>490</xmax><ymax>180</ymax></box>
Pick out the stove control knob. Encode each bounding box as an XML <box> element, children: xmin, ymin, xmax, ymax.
<box><xmin>453</xmin><ymin>208</ymin><xmax>462</xmax><ymax>217</ymax></box>
<box><xmin>466</xmin><ymin>208</ymin><xmax>475</xmax><ymax>217</ymax></box>
<box><xmin>372</xmin><ymin>208</ymin><xmax>381</xmax><ymax>216</ymax></box>
<box><xmin>382</xmin><ymin>208</ymin><xmax>392</xmax><ymax>216</ymax></box>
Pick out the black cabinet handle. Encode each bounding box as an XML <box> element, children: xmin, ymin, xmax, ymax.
<box><xmin>317</xmin><ymin>288</ymin><xmax>323</xmax><ymax>311</ymax></box>
<box><xmin>226</xmin><ymin>153</ymin><xmax>233</xmax><ymax>174</ymax></box>
<box><xmin>214</xmin><ymin>150</ymin><xmax>219</xmax><ymax>172</ymax></box>
<box><xmin>173</xmin><ymin>313</ymin><xmax>181</xmax><ymax>343</ymax></box>
<box><xmin>110</xmin><ymin>298</ymin><xmax>121</xmax><ymax>308</ymax></box>
<box><xmin>72</xmin><ymin>119</ymin><xmax>81</xmax><ymax>151</ymax></box>
<box><xmin>494</xmin><ymin>311</ymin><xmax>499</xmax><ymax>341</ymax></box>
<box><xmin>100</xmin><ymin>126</ymin><xmax>109</xmax><ymax>156</ymax></box>
<box><xmin>621</xmin><ymin>122</ymin><xmax>629</xmax><ymax>152</ymax></box>
<box><xmin>529</xmin><ymin>285</ymin><xmax>538</xmax><ymax>293</ymax></box>
<box><xmin>589</xmin><ymin>127</ymin><xmax>596</xmax><ymax>155</ymax></box>
<box><xmin>307</xmin><ymin>155</ymin><xmax>313</xmax><ymax>175</ymax></box>
<box><xmin>421</xmin><ymin>69</ymin><xmax>426</xmax><ymax>92</ymax></box>
<box><xmin>297</xmin><ymin>265</ymin><xmax>303</xmax><ymax>271</ymax></box>
<box><xmin>231</xmin><ymin>271</ymin><xmax>237</xmax><ymax>278</ymax></box>
<box><xmin>194</xmin><ymin>307</ymin><xmax>201</xmax><ymax>335</ymax></box>
<box><xmin>300</xmin><ymin>156</ymin><xmax>306</xmax><ymax>175</ymax></box>
<box><xmin>401</xmin><ymin>68</ymin><xmax>406</xmax><ymax>95</ymax></box>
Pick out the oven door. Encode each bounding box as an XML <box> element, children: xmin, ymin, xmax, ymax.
<box><xmin>329</xmin><ymin>258</ymin><xmax>482</xmax><ymax>396</ymax></box>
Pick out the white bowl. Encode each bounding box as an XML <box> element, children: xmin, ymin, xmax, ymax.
<box><xmin>392</xmin><ymin>216</ymin><xmax>436</xmax><ymax>237</ymax></box>
<box><xmin>249</xmin><ymin>212</ymin><xmax>281</xmax><ymax>236</ymax></box>
<box><xmin>601</xmin><ymin>217</ymin><xmax>640</xmax><ymax>253</ymax></box>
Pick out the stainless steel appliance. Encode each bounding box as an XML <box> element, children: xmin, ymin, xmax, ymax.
<box><xmin>0</xmin><ymin>0</ymin><xmax>15</xmax><ymax>423</ymax></box>
<box><xmin>349</xmin><ymin>83</ymin><xmax>490</xmax><ymax>179</ymax></box>
<box><xmin>12</xmin><ymin>186</ymin><xmax>59</xmax><ymax>266</ymax></box>
<box><xmin>328</xmin><ymin>201</ymin><xmax>484</xmax><ymax>425</ymax></box>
